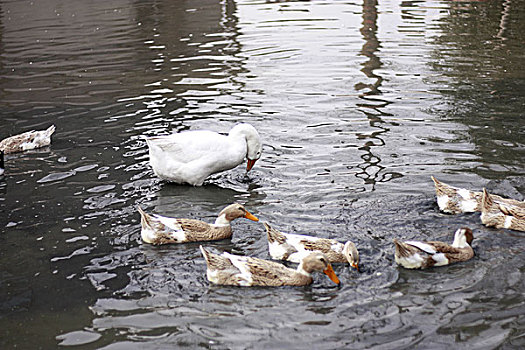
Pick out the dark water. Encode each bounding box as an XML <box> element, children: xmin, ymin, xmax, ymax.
<box><xmin>1</xmin><ymin>0</ymin><xmax>524</xmax><ymax>348</ymax></box>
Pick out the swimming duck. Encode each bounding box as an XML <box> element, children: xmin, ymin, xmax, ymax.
<box><xmin>481</xmin><ymin>188</ymin><xmax>525</xmax><ymax>232</ymax></box>
<box><xmin>0</xmin><ymin>125</ymin><xmax>56</xmax><ymax>154</ymax></box>
<box><xmin>200</xmin><ymin>246</ymin><xmax>340</xmax><ymax>287</ymax></box>
<box><xmin>145</xmin><ymin>123</ymin><xmax>262</xmax><ymax>186</ymax></box>
<box><xmin>138</xmin><ymin>203</ymin><xmax>259</xmax><ymax>245</ymax></box>
<box><xmin>0</xmin><ymin>151</ymin><xmax>4</xmax><ymax>176</ymax></box>
<box><xmin>393</xmin><ymin>227</ymin><xmax>474</xmax><ymax>269</ymax></box>
<box><xmin>264</xmin><ymin>223</ymin><xmax>359</xmax><ymax>271</ymax></box>
<box><xmin>431</xmin><ymin>176</ymin><xmax>524</xmax><ymax>214</ymax></box>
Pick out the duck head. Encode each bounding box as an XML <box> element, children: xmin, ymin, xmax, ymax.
<box><xmin>299</xmin><ymin>252</ymin><xmax>340</xmax><ymax>285</ymax></box>
<box><xmin>230</xmin><ymin>123</ymin><xmax>262</xmax><ymax>171</ymax></box>
<box><xmin>216</xmin><ymin>203</ymin><xmax>259</xmax><ymax>225</ymax></box>
<box><xmin>343</xmin><ymin>241</ymin><xmax>360</xmax><ymax>271</ymax></box>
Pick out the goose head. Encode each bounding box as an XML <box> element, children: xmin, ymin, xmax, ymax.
<box><xmin>229</xmin><ymin>123</ymin><xmax>262</xmax><ymax>171</ymax></box>
<box><xmin>215</xmin><ymin>203</ymin><xmax>259</xmax><ymax>225</ymax></box>
<box><xmin>343</xmin><ymin>241</ymin><xmax>360</xmax><ymax>271</ymax></box>
<box><xmin>451</xmin><ymin>227</ymin><xmax>474</xmax><ymax>248</ymax></box>
<box><xmin>298</xmin><ymin>252</ymin><xmax>340</xmax><ymax>285</ymax></box>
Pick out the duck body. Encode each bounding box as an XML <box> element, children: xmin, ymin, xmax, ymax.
<box><xmin>138</xmin><ymin>203</ymin><xmax>259</xmax><ymax>245</ymax></box>
<box><xmin>264</xmin><ymin>223</ymin><xmax>359</xmax><ymax>270</ymax></box>
<box><xmin>431</xmin><ymin>176</ymin><xmax>524</xmax><ymax>214</ymax></box>
<box><xmin>0</xmin><ymin>125</ymin><xmax>56</xmax><ymax>154</ymax></box>
<box><xmin>200</xmin><ymin>246</ymin><xmax>340</xmax><ymax>287</ymax></box>
<box><xmin>146</xmin><ymin>124</ymin><xmax>262</xmax><ymax>186</ymax></box>
<box><xmin>481</xmin><ymin>189</ymin><xmax>525</xmax><ymax>232</ymax></box>
<box><xmin>394</xmin><ymin>228</ymin><xmax>474</xmax><ymax>269</ymax></box>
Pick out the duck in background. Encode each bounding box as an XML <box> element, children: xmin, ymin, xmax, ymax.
<box><xmin>431</xmin><ymin>176</ymin><xmax>524</xmax><ymax>214</ymax></box>
<box><xmin>264</xmin><ymin>223</ymin><xmax>360</xmax><ymax>271</ymax></box>
<box><xmin>200</xmin><ymin>246</ymin><xmax>340</xmax><ymax>287</ymax></box>
<box><xmin>0</xmin><ymin>125</ymin><xmax>56</xmax><ymax>154</ymax></box>
<box><xmin>145</xmin><ymin>123</ymin><xmax>262</xmax><ymax>186</ymax></box>
<box><xmin>138</xmin><ymin>203</ymin><xmax>259</xmax><ymax>245</ymax></box>
<box><xmin>481</xmin><ymin>188</ymin><xmax>525</xmax><ymax>232</ymax></box>
<box><xmin>393</xmin><ymin>227</ymin><xmax>474</xmax><ymax>269</ymax></box>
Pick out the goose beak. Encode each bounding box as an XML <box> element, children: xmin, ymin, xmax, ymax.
<box><xmin>323</xmin><ymin>264</ymin><xmax>340</xmax><ymax>285</ymax></box>
<box><xmin>246</xmin><ymin>159</ymin><xmax>257</xmax><ymax>172</ymax></box>
<box><xmin>243</xmin><ymin>210</ymin><xmax>259</xmax><ymax>222</ymax></box>
<box><xmin>351</xmin><ymin>262</ymin><xmax>360</xmax><ymax>272</ymax></box>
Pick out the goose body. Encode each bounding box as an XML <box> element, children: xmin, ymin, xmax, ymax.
<box><xmin>200</xmin><ymin>246</ymin><xmax>340</xmax><ymax>287</ymax></box>
<box><xmin>264</xmin><ymin>223</ymin><xmax>359</xmax><ymax>271</ymax></box>
<box><xmin>145</xmin><ymin>123</ymin><xmax>262</xmax><ymax>186</ymax></box>
<box><xmin>431</xmin><ymin>176</ymin><xmax>524</xmax><ymax>214</ymax></box>
<box><xmin>481</xmin><ymin>189</ymin><xmax>525</xmax><ymax>232</ymax></box>
<box><xmin>0</xmin><ymin>125</ymin><xmax>56</xmax><ymax>154</ymax></box>
<box><xmin>394</xmin><ymin>228</ymin><xmax>474</xmax><ymax>269</ymax></box>
<box><xmin>138</xmin><ymin>203</ymin><xmax>259</xmax><ymax>245</ymax></box>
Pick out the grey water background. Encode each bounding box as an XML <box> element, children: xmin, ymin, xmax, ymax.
<box><xmin>0</xmin><ymin>0</ymin><xmax>524</xmax><ymax>348</ymax></box>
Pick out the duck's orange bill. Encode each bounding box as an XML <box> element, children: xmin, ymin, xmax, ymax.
<box><xmin>323</xmin><ymin>264</ymin><xmax>340</xmax><ymax>285</ymax></box>
<box><xmin>244</xmin><ymin>211</ymin><xmax>259</xmax><ymax>222</ymax></box>
<box><xmin>246</xmin><ymin>159</ymin><xmax>257</xmax><ymax>172</ymax></box>
<box><xmin>351</xmin><ymin>262</ymin><xmax>360</xmax><ymax>272</ymax></box>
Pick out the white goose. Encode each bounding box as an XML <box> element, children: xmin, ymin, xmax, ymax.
<box><xmin>145</xmin><ymin>123</ymin><xmax>262</xmax><ymax>186</ymax></box>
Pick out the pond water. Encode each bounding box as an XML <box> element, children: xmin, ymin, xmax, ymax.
<box><xmin>1</xmin><ymin>0</ymin><xmax>524</xmax><ymax>348</ymax></box>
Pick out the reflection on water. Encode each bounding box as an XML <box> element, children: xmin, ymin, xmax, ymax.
<box><xmin>0</xmin><ymin>0</ymin><xmax>524</xmax><ymax>348</ymax></box>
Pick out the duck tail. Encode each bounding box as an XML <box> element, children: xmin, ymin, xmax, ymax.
<box><xmin>45</xmin><ymin>125</ymin><xmax>56</xmax><ymax>137</ymax></box>
<box><xmin>481</xmin><ymin>188</ymin><xmax>494</xmax><ymax>212</ymax></box>
<box><xmin>137</xmin><ymin>206</ymin><xmax>153</xmax><ymax>229</ymax></box>
<box><xmin>264</xmin><ymin>222</ymin><xmax>284</xmax><ymax>244</ymax></box>
<box><xmin>393</xmin><ymin>239</ymin><xmax>411</xmax><ymax>258</ymax></box>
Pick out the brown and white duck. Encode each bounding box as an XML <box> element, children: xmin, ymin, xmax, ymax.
<box><xmin>264</xmin><ymin>223</ymin><xmax>359</xmax><ymax>271</ymax></box>
<box><xmin>0</xmin><ymin>125</ymin><xmax>56</xmax><ymax>154</ymax></box>
<box><xmin>200</xmin><ymin>246</ymin><xmax>340</xmax><ymax>287</ymax></box>
<box><xmin>481</xmin><ymin>188</ymin><xmax>525</xmax><ymax>232</ymax></box>
<box><xmin>138</xmin><ymin>203</ymin><xmax>259</xmax><ymax>245</ymax></box>
<box><xmin>431</xmin><ymin>176</ymin><xmax>524</xmax><ymax>214</ymax></box>
<box><xmin>393</xmin><ymin>227</ymin><xmax>474</xmax><ymax>269</ymax></box>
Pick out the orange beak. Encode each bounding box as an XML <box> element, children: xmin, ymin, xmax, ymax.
<box><xmin>246</xmin><ymin>159</ymin><xmax>257</xmax><ymax>172</ymax></box>
<box><xmin>351</xmin><ymin>262</ymin><xmax>360</xmax><ymax>272</ymax></box>
<box><xmin>243</xmin><ymin>210</ymin><xmax>259</xmax><ymax>222</ymax></box>
<box><xmin>323</xmin><ymin>264</ymin><xmax>340</xmax><ymax>285</ymax></box>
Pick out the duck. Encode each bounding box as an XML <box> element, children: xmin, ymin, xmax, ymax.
<box><xmin>431</xmin><ymin>176</ymin><xmax>524</xmax><ymax>214</ymax></box>
<box><xmin>393</xmin><ymin>227</ymin><xmax>474</xmax><ymax>269</ymax></box>
<box><xmin>0</xmin><ymin>125</ymin><xmax>56</xmax><ymax>154</ymax></box>
<box><xmin>0</xmin><ymin>151</ymin><xmax>4</xmax><ymax>176</ymax></box>
<box><xmin>200</xmin><ymin>246</ymin><xmax>340</xmax><ymax>287</ymax></box>
<box><xmin>481</xmin><ymin>188</ymin><xmax>525</xmax><ymax>232</ymax></box>
<box><xmin>264</xmin><ymin>222</ymin><xmax>359</xmax><ymax>271</ymax></box>
<box><xmin>138</xmin><ymin>203</ymin><xmax>259</xmax><ymax>245</ymax></box>
<box><xmin>145</xmin><ymin>123</ymin><xmax>262</xmax><ymax>186</ymax></box>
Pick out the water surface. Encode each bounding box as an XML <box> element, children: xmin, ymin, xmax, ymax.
<box><xmin>0</xmin><ymin>0</ymin><xmax>524</xmax><ymax>348</ymax></box>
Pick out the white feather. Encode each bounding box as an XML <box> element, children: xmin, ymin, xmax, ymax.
<box><xmin>431</xmin><ymin>253</ymin><xmax>449</xmax><ymax>266</ymax></box>
<box><xmin>457</xmin><ymin>189</ymin><xmax>478</xmax><ymax>212</ymax></box>
<box><xmin>223</xmin><ymin>253</ymin><xmax>253</xmax><ymax>286</ymax></box>
<box><xmin>504</xmin><ymin>216</ymin><xmax>513</xmax><ymax>229</ymax></box>
<box><xmin>395</xmin><ymin>252</ymin><xmax>425</xmax><ymax>269</ymax></box>
<box><xmin>404</xmin><ymin>241</ymin><xmax>437</xmax><ymax>254</ymax></box>
<box><xmin>436</xmin><ymin>195</ymin><xmax>450</xmax><ymax>211</ymax></box>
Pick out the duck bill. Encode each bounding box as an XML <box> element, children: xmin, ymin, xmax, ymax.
<box><xmin>244</xmin><ymin>210</ymin><xmax>259</xmax><ymax>222</ymax></box>
<box><xmin>351</xmin><ymin>262</ymin><xmax>360</xmax><ymax>272</ymax></box>
<box><xmin>323</xmin><ymin>264</ymin><xmax>340</xmax><ymax>285</ymax></box>
<box><xmin>246</xmin><ymin>159</ymin><xmax>257</xmax><ymax>172</ymax></box>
